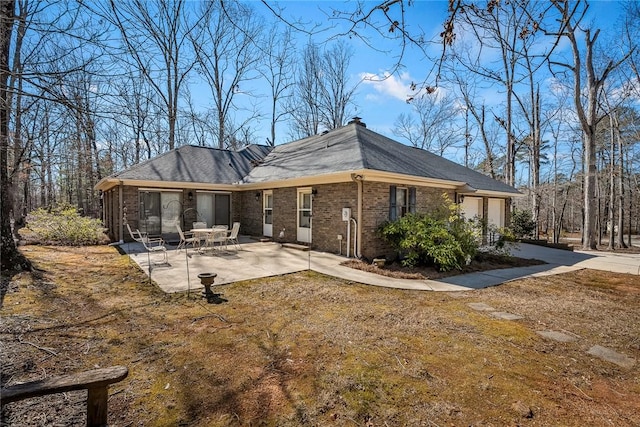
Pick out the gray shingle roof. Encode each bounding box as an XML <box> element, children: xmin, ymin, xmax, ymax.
<box><xmin>111</xmin><ymin>144</ymin><xmax>273</xmax><ymax>185</ymax></box>
<box><xmin>103</xmin><ymin>124</ymin><xmax>518</xmax><ymax>195</ymax></box>
<box><xmin>243</xmin><ymin>123</ymin><xmax>520</xmax><ymax>195</ymax></box>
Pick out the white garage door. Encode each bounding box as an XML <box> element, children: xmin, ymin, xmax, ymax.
<box><xmin>460</xmin><ymin>196</ymin><xmax>483</xmax><ymax>221</ymax></box>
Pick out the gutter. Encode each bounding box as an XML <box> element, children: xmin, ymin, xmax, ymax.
<box><xmin>118</xmin><ymin>181</ymin><xmax>124</xmax><ymax>243</ymax></box>
<box><xmin>351</xmin><ymin>174</ymin><xmax>363</xmax><ymax>258</ymax></box>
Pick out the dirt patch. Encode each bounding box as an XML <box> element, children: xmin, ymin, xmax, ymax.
<box><xmin>342</xmin><ymin>252</ymin><xmax>545</xmax><ymax>280</ymax></box>
<box><xmin>1</xmin><ymin>245</ymin><xmax>639</xmax><ymax>426</ymax></box>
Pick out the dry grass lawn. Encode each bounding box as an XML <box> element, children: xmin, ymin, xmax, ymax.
<box><xmin>1</xmin><ymin>245</ymin><xmax>639</xmax><ymax>426</ymax></box>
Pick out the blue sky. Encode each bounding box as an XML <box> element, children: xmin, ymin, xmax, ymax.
<box><xmin>186</xmin><ymin>0</ymin><xmax>628</xmax><ymax>164</ymax></box>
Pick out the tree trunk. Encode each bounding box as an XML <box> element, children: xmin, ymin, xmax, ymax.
<box><xmin>615</xmin><ymin>117</ymin><xmax>626</xmax><ymax>248</ymax></box>
<box><xmin>1</xmin><ymin>0</ymin><xmax>30</xmax><ymax>271</ymax></box>
<box><xmin>608</xmin><ymin>114</ymin><xmax>615</xmax><ymax>250</ymax></box>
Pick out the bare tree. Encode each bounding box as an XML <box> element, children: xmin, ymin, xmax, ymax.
<box><xmin>289</xmin><ymin>41</ymin><xmax>358</xmax><ymax>138</ymax></box>
<box><xmin>289</xmin><ymin>42</ymin><xmax>323</xmax><ymax>138</ymax></box>
<box><xmin>451</xmin><ymin>1</ymin><xmax>537</xmax><ymax>186</ymax></box>
<box><xmin>259</xmin><ymin>25</ymin><xmax>296</xmax><ymax>146</ymax></box>
<box><xmin>191</xmin><ymin>0</ymin><xmax>262</xmax><ymax>149</ymax></box>
<box><xmin>0</xmin><ymin>0</ymin><xmax>28</xmax><ymax>270</ymax></box>
<box><xmin>547</xmin><ymin>0</ymin><xmax>632</xmax><ymax>250</ymax></box>
<box><xmin>103</xmin><ymin>0</ymin><xmax>204</xmax><ymax>151</ymax></box>
<box><xmin>318</xmin><ymin>41</ymin><xmax>358</xmax><ymax>130</ymax></box>
<box><xmin>393</xmin><ymin>91</ymin><xmax>459</xmax><ymax>155</ymax></box>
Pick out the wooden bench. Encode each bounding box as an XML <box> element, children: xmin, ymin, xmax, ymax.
<box><xmin>1</xmin><ymin>365</ymin><xmax>128</xmax><ymax>427</ymax></box>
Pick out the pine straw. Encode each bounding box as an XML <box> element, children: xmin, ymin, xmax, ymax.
<box><xmin>342</xmin><ymin>252</ymin><xmax>546</xmax><ymax>280</ymax></box>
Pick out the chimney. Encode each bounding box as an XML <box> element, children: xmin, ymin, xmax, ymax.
<box><xmin>348</xmin><ymin>116</ymin><xmax>366</xmax><ymax>127</ymax></box>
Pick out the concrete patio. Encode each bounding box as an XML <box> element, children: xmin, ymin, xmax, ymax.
<box><xmin>120</xmin><ymin>238</ymin><xmax>640</xmax><ymax>294</ymax></box>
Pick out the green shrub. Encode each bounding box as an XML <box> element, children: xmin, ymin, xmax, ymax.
<box><xmin>378</xmin><ymin>194</ymin><xmax>481</xmax><ymax>271</ymax></box>
<box><xmin>24</xmin><ymin>204</ymin><xmax>108</xmax><ymax>246</ymax></box>
<box><xmin>510</xmin><ymin>209</ymin><xmax>536</xmax><ymax>239</ymax></box>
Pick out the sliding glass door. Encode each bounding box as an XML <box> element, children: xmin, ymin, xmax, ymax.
<box><xmin>139</xmin><ymin>191</ymin><xmax>180</xmax><ymax>235</ymax></box>
<box><xmin>196</xmin><ymin>192</ymin><xmax>231</xmax><ymax>228</ymax></box>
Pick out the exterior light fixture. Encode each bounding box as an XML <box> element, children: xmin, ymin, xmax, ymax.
<box><xmin>188</xmin><ymin>191</ymin><xmax>193</xmax><ymax>202</ymax></box>
<box><xmin>255</xmin><ymin>192</ymin><xmax>261</xmax><ymax>201</ymax></box>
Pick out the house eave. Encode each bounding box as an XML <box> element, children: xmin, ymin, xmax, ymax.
<box><xmin>95</xmin><ymin>170</ymin><xmax>520</xmax><ymax>199</ymax></box>
<box><xmin>239</xmin><ymin>169</ymin><xmax>466</xmax><ymax>190</ymax></box>
<box><xmin>95</xmin><ymin>178</ymin><xmax>237</xmax><ymax>192</ymax></box>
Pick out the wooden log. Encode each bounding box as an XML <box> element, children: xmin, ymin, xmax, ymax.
<box><xmin>1</xmin><ymin>366</ymin><xmax>128</xmax><ymax>427</ymax></box>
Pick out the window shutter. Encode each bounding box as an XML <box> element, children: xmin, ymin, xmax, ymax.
<box><xmin>389</xmin><ymin>185</ymin><xmax>397</xmax><ymax>221</ymax></box>
<box><xmin>409</xmin><ymin>187</ymin><xmax>416</xmax><ymax>213</ymax></box>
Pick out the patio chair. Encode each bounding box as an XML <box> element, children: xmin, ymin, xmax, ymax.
<box><xmin>125</xmin><ymin>223</ymin><xmax>168</xmax><ymax>264</ymax></box>
<box><xmin>126</xmin><ymin>223</ymin><xmax>147</xmax><ymax>243</ymax></box>
<box><xmin>204</xmin><ymin>229</ymin><xmax>228</xmax><ymax>252</ymax></box>
<box><xmin>175</xmin><ymin>221</ymin><xmax>199</xmax><ymax>252</ymax></box>
<box><xmin>140</xmin><ymin>236</ymin><xmax>168</xmax><ymax>264</ymax></box>
<box><xmin>224</xmin><ymin>222</ymin><xmax>241</xmax><ymax>250</ymax></box>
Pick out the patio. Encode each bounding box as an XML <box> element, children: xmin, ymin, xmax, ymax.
<box><xmin>119</xmin><ymin>237</ymin><xmax>640</xmax><ymax>294</ymax></box>
<box><xmin>119</xmin><ymin>236</ymin><xmax>481</xmax><ymax>293</ymax></box>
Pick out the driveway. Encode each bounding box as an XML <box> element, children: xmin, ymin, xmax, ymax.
<box><xmin>121</xmin><ymin>238</ymin><xmax>640</xmax><ymax>294</ymax></box>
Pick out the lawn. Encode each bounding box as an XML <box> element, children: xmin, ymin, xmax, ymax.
<box><xmin>1</xmin><ymin>245</ymin><xmax>639</xmax><ymax>426</ymax></box>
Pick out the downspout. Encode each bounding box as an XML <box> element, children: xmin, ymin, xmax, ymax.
<box><xmin>351</xmin><ymin>174</ymin><xmax>363</xmax><ymax>258</ymax></box>
<box><xmin>118</xmin><ymin>181</ymin><xmax>124</xmax><ymax>242</ymax></box>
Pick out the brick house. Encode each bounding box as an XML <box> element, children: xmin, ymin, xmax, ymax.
<box><xmin>96</xmin><ymin>119</ymin><xmax>520</xmax><ymax>260</ymax></box>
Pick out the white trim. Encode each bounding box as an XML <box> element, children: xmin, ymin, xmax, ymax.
<box><xmin>97</xmin><ymin>170</ymin><xmax>520</xmax><ymax>199</ymax></box>
<box><xmin>263</xmin><ymin>190</ymin><xmax>273</xmax><ymax>237</ymax></box>
<box><xmin>297</xmin><ymin>188</ymin><xmax>313</xmax><ymax>243</ymax></box>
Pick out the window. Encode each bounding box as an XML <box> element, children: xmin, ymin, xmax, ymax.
<box><xmin>264</xmin><ymin>192</ymin><xmax>273</xmax><ymax>225</ymax></box>
<box><xmin>389</xmin><ymin>186</ymin><xmax>416</xmax><ymax>221</ymax></box>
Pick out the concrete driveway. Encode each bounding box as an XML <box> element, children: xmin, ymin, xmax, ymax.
<box><xmin>121</xmin><ymin>238</ymin><xmax>640</xmax><ymax>294</ymax></box>
<box><xmin>439</xmin><ymin>243</ymin><xmax>640</xmax><ymax>289</ymax></box>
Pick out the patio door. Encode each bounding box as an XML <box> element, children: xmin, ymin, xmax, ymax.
<box><xmin>139</xmin><ymin>190</ymin><xmax>180</xmax><ymax>235</ymax></box>
<box><xmin>196</xmin><ymin>192</ymin><xmax>231</xmax><ymax>228</ymax></box>
<box><xmin>297</xmin><ymin>188</ymin><xmax>312</xmax><ymax>243</ymax></box>
<box><xmin>263</xmin><ymin>190</ymin><xmax>273</xmax><ymax>237</ymax></box>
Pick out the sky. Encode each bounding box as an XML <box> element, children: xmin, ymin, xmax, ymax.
<box><xmin>192</xmin><ymin>0</ymin><xmax>628</xmax><ymax>164</ymax></box>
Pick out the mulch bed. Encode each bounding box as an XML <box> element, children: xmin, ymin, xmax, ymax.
<box><xmin>342</xmin><ymin>252</ymin><xmax>546</xmax><ymax>280</ymax></box>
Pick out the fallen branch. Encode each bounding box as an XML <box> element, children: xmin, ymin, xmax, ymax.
<box><xmin>20</xmin><ymin>340</ymin><xmax>58</xmax><ymax>356</ymax></box>
<box><xmin>571</xmin><ymin>382</ymin><xmax>594</xmax><ymax>401</ymax></box>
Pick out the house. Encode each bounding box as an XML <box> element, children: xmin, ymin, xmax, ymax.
<box><xmin>96</xmin><ymin>119</ymin><xmax>520</xmax><ymax>260</ymax></box>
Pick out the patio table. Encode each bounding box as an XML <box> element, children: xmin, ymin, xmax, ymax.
<box><xmin>191</xmin><ymin>226</ymin><xmax>228</xmax><ymax>253</ymax></box>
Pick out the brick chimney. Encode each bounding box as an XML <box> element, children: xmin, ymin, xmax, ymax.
<box><xmin>348</xmin><ymin>116</ymin><xmax>366</xmax><ymax>127</ymax></box>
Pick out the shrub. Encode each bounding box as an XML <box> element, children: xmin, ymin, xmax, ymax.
<box><xmin>378</xmin><ymin>194</ymin><xmax>481</xmax><ymax>271</ymax></box>
<box><xmin>24</xmin><ymin>204</ymin><xmax>108</xmax><ymax>246</ymax></box>
<box><xmin>510</xmin><ymin>209</ymin><xmax>536</xmax><ymax>239</ymax></box>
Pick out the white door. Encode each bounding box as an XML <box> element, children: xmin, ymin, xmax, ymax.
<box><xmin>487</xmin><ymin>198</ymin><xmax>505</xmax><ymax>228</ymax></box>
<box><xmin>297</xmin><ymin>189</ymin><xmax>312</xmax><ymax>243</ymax></box>
<box><xmin>263</xmin><ymin>191</ymin><xmax>273</xmax><ymax>237</ymax></box>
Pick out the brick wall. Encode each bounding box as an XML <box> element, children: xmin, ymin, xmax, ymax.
<box><xmin>273</xmin><ymin>187</ymin><xmax>297</xmax><ymax>243</ymax></box>
<box><xmin>360</xmin><ymin>182</ymin><xmax>455</xmax><ymax>260</ymax></box>
<box><xmin>309</xmin><ymin>182</ymin><xmax>358</xmax><ymax>255</ymax></box>
<box><xmin>238</xmin><ymin>190</ymin><xmax>263</xmax><ymax>236</ymax></box>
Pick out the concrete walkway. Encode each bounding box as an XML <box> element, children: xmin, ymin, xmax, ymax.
<box><xmin>121</xmin><ymin>239</ymin><xmax>640</xmax><ymax>294</ymax></box>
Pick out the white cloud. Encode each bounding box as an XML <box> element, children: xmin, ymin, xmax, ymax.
<box><xmin>358</xmin><ymin>71</ymin><xmax>450</xmax><ymax>105</ymax></box>
<box><xmin>359</xmin><ymin>71</ymin><xmax>421</xmax><ymax>102</ymax></box>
